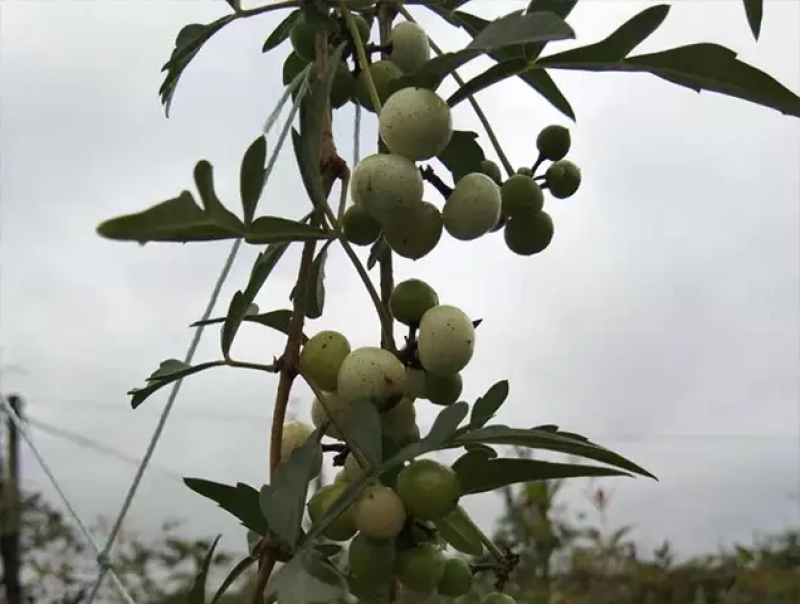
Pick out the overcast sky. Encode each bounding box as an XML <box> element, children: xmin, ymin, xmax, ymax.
<box><xmin>1</xmin><ymin>0</ymin><xmax>799</xmax><ymax>574</ymax></box>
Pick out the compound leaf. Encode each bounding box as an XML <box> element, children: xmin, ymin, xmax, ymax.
<box><xmin>183</xmin><ymin>478</ymin><xmax>268</xmax><ymax>534</ymax></box>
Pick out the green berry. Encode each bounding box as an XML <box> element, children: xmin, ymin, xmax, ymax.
<box><xmin>352</xmin><ymin>13</ymin><xmax>372</xmax><ymax>45</ymax></box>
<box><xmin>337</xmin><ymin>346</ymin><xmax>407</xmax><ymax>407</ymax></box>
<box><xmin>353</xmin><ymin>485</ymin><xmax>406</xmax><ymax>540</ymax></box>
<box><xmin>395</xmin><ymin>543</ymin><xmax>446</xmax><ymax>593</ymax></box>
<box><xmin>516</xmin><ymin>166</ymin><xmax>533</xmax><ymax>177</ymax></box>
<box><xmin>390</xmin><ymin>279</ymin><xmax>439</xmax><ymax>327</ymax></box>
<box><xmin>501</xmin><ymin>174</ymin><xmax>544</xmax><ymax>219</ymax></box>
<box><xmin>355</xmin><ymin>60</ymin><xmax>403</xmax><ymax>112</ymax></box>
<box><xmin>545</xmin><ymin>160</ymin><xmax>581</xmax><ymax>199</ymax></box>
<box><xmin>343</xmin><ymin>204</ymin><xmax>381</xmax><ymax>246</ymax></box>
<box><xmin>480</xmin><ymin>159</ymin><xmax>503</xmax><ymax>185</ymax></box>
<box><xmin>437</xmin><ymin>558</ymin><xmax>473</xmax><ymax>597</ymax></box>
<box><xmin>330</xmin><ymin>61</ymin><xmax>355</xmax><ymax>109</ymax></box>
<box><xmin>351</xmin><ymin>153</ymin><xmax>424</xmax><ymax>226</ymax></box>
<box><xmin>380</xmin><ymin>398</ymin><xmax>417</xmax><ymax>443</ymax></box>
<box><xmin>289</xmin><ymin>13</ymin><xmax>318</xmax><ymax>62</ymax></box>
<box><xmin>299</xmin><ymin>330</ymin><xmax>351</xmax><ymax>391</ymax></box>
<box><xmin>348</xmin><ymin>532</ymin><xmax>395</xmax><ymax>586</ymax></box>
<box><xmin>382</xmin><ymin>201</ymin><xmax>443</xmax><ymax>260</ymax></box>
<box><xmin>482</xmin><ymin>592</ymin><xmax>517</xmax><ymax>604</ymax></box>
<box><xmin>443</xmin><ymin>173</ymin><xmax>502</xmax><ymax>241</ymax></box>
<box><xmin>307</xmin><ymin>483</ymin><xmax>357</xmax><ymax>541</ymax></box>
<box><xmin>379</xmin><ymin>87</ymin><xmax>453</xmax><ymax>161</ymax></box>
<box><xmin>424</xmin><ymin>372</ymin><xmax>462</xmax><ymax>406</ymax></box>
<box><xmin>283</xmin><ymin>52</ymin><xmax>309</xmax><ymax>87</ymax></box>
<box><xmin>417</xmin><ymin>305</ymin><xmax>475</xmax><ymax>376</ymax></box>
<box><xmin>395</xmin><ymin>459</ymin><xmax>461</xmax><ymax>521</ymax></box>
<box><xmin>536</xmin><ymin>124</ymin><xmax>571</xmax><ymax>161</ymax></box>
<box><xmin>503</xmin><ymin>211</ymin><xmax>554</xmax><ymax>256</ymax></box>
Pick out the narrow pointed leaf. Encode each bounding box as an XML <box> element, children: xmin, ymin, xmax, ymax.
<box><xmin>518</xmin><ymin>68</ymin><xmax>576</xmax><ymax>121</ymax></box>
<box><xmin>469</xmin><ymin>380</ymin><xmax>510</xmax><ymax>428</ymax></box>
<box><xmin>523</xmin><ymin>0</ymin><xmax>580</xmax><ymax>60</ymax></box>
<box><xmin>188</xmin><ymin>534</ymin><xmax>221</xmax><ymax>604</ymax></box>
<box><xmin>453</xmin><ymin>455</ymin><xmax>631</xmax><ymax>495</ymax></box>
<box><xmin>465</xmin><ymin>10</ymin><xmax>575</xmax><ymax>52</ymax></box>
<box><xmin>129</xmin><ymin>360</ymin><xmax>224</xmax><ymax>409</ymax></box>
<box><xmin>423</xmin><ymin>401</ymin><xmax>469</xmax><ymax>448</ymax></box>
<box><xmin>262</xmin><ymin>9</ymin><xmax>301</xmax><ymax>53</ymax></box>
<box><xmin>390</xmin><ymin>49</ymin><xmax>485</xmax><ymax>93</ymax></box>
<box><xmin>434</xmin><ymin>506</ymin><xmax>485</xmax><ymax>555</ymax></box>
<box><xmin>97</xmin><ymin>192</ymin><xmax>240</xmax><ymax>244</ymax></box>
<box><xmin>183</xmin><ymin>478</ymin><xmax>268</xmax><ymax>534</ymax></box>
<box><xmin>194</xmin><ymin>160</ymin><xmax>246</xmax><ymax>233</ymax></box>
<box><xmin>211</xmin><ymin>555</ymin><xmax>257</xmax><ymax>603</ymax></box>
<box><xmin>245</xmin><ymin>216</ymin><xmax>332</xmax><ymax>244</ymax></box>
<box><xmin>742</xmin><ymin>0</ymin><xmax>763</xmax><ymax>41</ymax></box>
<box><xmin>306</xmin><ymin>241</ymin><xmax>332</xmax><ymax>320</ymax></box>
<box><xmin>239</xmin><ymin>135</ymin><xmax>267</xmax><ymax>226</ymax></box>
<box><xmin>448</xmin><ymin>58</ymin><xmax>528</xmax><ymax>107</ymax></box>
<box><xmin>347</xmin><ymin>400</ymin><xmax>383</xmax><ymax>468</ymax></box>
<box><xmin>436</xmin><ymin>130</ymin><xmax>485</xmax><ymax>183</ymax></box>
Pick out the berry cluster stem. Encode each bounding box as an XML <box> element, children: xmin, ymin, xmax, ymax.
<box><xmin>340</xmin><ymin>1</ymin><xmax>382</xmax><ymax>115</ymax></box>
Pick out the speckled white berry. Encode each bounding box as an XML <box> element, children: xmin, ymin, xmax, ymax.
<box><xmin>389</xmin><ymin>21</ymin><xmax>430</xmax><ymax>74</ymax></box>
<box><xmin>310</xmin><ymin>391</ymin><xmax>351</xmax><ymax>441</ymax></box>
<box><xmin>442</xmin><ymin>172</ymin><xmax>502</xmax><ymax>241</ymax></box>
<box><xmin>351</xmin><ymin>153</ymin><xmax>424</xmax><ymax>225</ymax></box>
<box><xmin>379</xmin><ymin>87</ymin><xmax>453</xmax><ymax>161</ymax></box>
<box><xmin>417</xmin><ymin>305</ymin><xmax>475</xmax><ymax>376</ymax></box>
<box><xmin>337</xmin><ymin>346</ymin><xmax>408</xmax><ymax>407</ymax></box>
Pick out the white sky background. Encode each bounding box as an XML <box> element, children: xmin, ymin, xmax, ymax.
<box><xmin>1</xmin><ymin>0</ymin><xmax>799</xmax><ymax>566</ymax></box>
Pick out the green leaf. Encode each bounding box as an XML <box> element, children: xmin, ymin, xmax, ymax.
<box><xmin>245</xmin><ymin>216</ymin><xmax>332</xmax><ymax>244</ymax></box>
<box><xmin>367</xmin><ymin>238</ymin><xmax>388</xmax><ymax>270</ymax></box>
<box><xmin>97</xmin><ymin>192</ymin><xmax>240</xmax><ymax>244</ymax></box>
<box><xmin>423</xmin><ymin>401</ymin><xmax>469</xmax><ymax>449</ymax></box>
<box><xmin>434</xmin><ymin>506</ymin><xmax>485</xmax><ymax>556</ymax></box>
<box><xmin>295</xmin><ymin>42</ymin><xmax>348</xmax><ymax>209</ymax></box>
<box><xmin>306</xmin><ymin>241</ymin><xmax>332</xmax><ymax>320</ymax></box>
<box><xmin>465</xmin><ymin>10</ymin><xmax>575</xmax><ymax>52</ymax></box>
<box><xmin>262</xmin><ymin>9</ymin><xmax>301</xmax><ymax>53</ymax></box>
<box><xmin>313</xmin><ymin>543</ymin><xmax>343</xmax><ymax>558</ymax></box>
<box><xmin>518</xmin><ymin>69</ymin><xmax>576</xmax><ymax>121</ymax></box>
<box><xmin>129</xmin><ymin>360</ymin><xmax>224</xmax><ymax>409</ymax></box>
<box><xmin>469</xmin><ymin>380</ymin><xmax>510</xmax><ymax>428</ymax></box>
<box><xmin>187</xmin><ymin>534</ymin><xmax>221</xmax><ymax>604</ymax></box>
<box><xmin>536</xmin><ymin>4</ymin><xmax>671</xmax><ymax>65</ymax></box>
<box><xmin>183</xmin><ymin>478</ymin><xmax>268</xmax><ymax>534</ymax></box>
<box><xmin>539</xmin><ymin>42</ymin><xmax>800</xmax><ymax>118</ymax></box>
<box><xmin>194</xmin><ymin>160</ymin><xmax>246</xmax><ymax>234</ymax></box>
<box><xmin>463</xmin><ymin>442</ymin><xmax>498</xmax><ymax>458</ymax></box>
<box><xmin>449</xmin><ymin>425</ymin><xmax>657</xmax><ymax>479</ymax></box>
<box><xmin>523</xmin><ymin>0</ymin><xmax>580</xmax><ymax>60</ymax></box>
<box><xmin>302</xmin><ymin>473</ymin><xmax>373</xmax><ymax>547</ymax></box>
<box><xmin>160</xmin><ymin>17</ymin><xmax>235</xmax><ymax>117</ymax></box>
<box><xmin>265</xmin><ymin>549</ymin><xmax>348</xmax><ymax>604</ymax></box>
<box><xmin>260</xmin><ymin>428</ymin><xmax>323</xmax><ymax>549</ymax></box>
<box><xmin>742</xmin><ymin>0</ymin><xmax>763</xmax><ymax>41</ymax></box>
<box><xmin>437</xmin><ymin>130</ymin><xmax>485</xmax><ymax>184</ymax></box>
<box><xmin>452</xmin><ymin>455</ymin><xmax>631</xmax><ymax>495</ymax></box>
<box><xmin>240</xmin><ymin>135</ymin><xmax>267</xmax><ymax>226</ymax></box>
<box><xmin>391</xmin><ymin>49</ymin><xmax>484</xmax><ymax>93</ymax></box>
<box><xmin>211</xmin><ymin>555</ymin><xmax>257</xmax><ymax>604</ymax></box>
<box><xmin>347</xmin><ymin>400</ymin><xmax>383</xmax><ymax>469</ymax></box>
<box><xmin>192</xmin><ymin>308</ymin><xmax>308</xmax><ymax>343</ymax></box>
<box><xmin>448</xmin><ymin>57</ymin><xmax>528</xmax><ymax>107</ymax></box>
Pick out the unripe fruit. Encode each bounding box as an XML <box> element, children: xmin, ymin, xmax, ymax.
<box><xmin>501</xmin><ymin>174</ymin><xmax>544</xmax><ymax>219</ymax></box>
<box><xmin>437</xmin><ymin>558</ymin><xmax>473</xmax><ymax>597</ymax></box>
<box><xmin>536</xmin><ymin>124</ymin><xmax>571</xmax><ymax>161</ymax></box>
<box><xmin>425</xmin><ymin>372</ymin><xmax>462</xmax><ymax>406</ymax></box>
<box><xmin>388</xmin><ymin>21</ymin><xmax>431</xmax><ymax>74</ymax></box>
<box><xmin>516</xmin><ymin>166</ymin><xmax>533</xmax><ymax>177</ymax></box>
<box><xmin>380</xmin><ymin>398</ymin><xmax>417</xmax><ymax>443</ymax></box>
<box><xmin>480</xmin><ymin>159</ymin><xmax>503</xmax><ymax>185</ymax></box>
<box><xmin>289</xmin><ymin>13</ymin><xmax>318</xmax><ymax>62</ymax></box>
<box><xmin>351</xmin><ymin>153</ymin><xmax>424</xmax><ymax>226</ymax></box>
<box><xmin>343</xmin><ymin>204</ymin><xmax>381</xmax><ymax>246</ymax></box>
<box><xmin>307</xmin><ymin>482</ymin><xmax>357</xmax><ymax>541</ymax></box>
<box><xmin>390</xmin><ymin>279</ymin><xmax>439</xmax><ymax>327</ymax></box>
<box><xmin>379</xmin><ymin>87</ymin><xmax>453</xmax><ymax>161</ymax></box>
<box><xmin>355</xmin><ymin>60</ymin><xmax>403</xmax><ymax>112</ymax></box>
<box><xmin>311</xmin><ymin>391</ymin><xmax>350</xmax><ymax>440</ymax></box>
<box><xmin>504</xmin><ymin>211</ymin><xmax>554</xmax><ymax>256</ymax></box>
<box><xmin>382</xmin><ymin>200</ymin><xmax>443</xmax><ymax>260</ymax></box>
<box><xmin>395</xmin><ymin>543</ymin><xmax>446</xmax><ymax>593</ymax></box>
<box><xmin>330</xmin><ymin>62</ymin><xmax>355</xmax><ymax>109</ymax></box>
<box><xmin>337</xmin><ymin>346</ymin><xmax>407</xmax><ymax>406</ymax></box>
<box><xmin>395</xmin><ymin>459</ymin><xmax>461</xmax><ymax>521</ymax></box>
<box><xmin>283</xmin><ymin>52</ymin><xmax>309</xmax><ymax>87</ymax></box>
<box><xmin>352</xmin><ymin>13</ymin><xmax>372</xmax><ymax>45</ymax></box>
<box><xmin>417</xmin><ymin>305</ymin><xmax>475</xmax><ymax>376</ymax></box>
<box><xmin>280</xmin><ymin>421</ymin><xmax>322</xmax><ymax>476</ymax></box>
<box><xmin>348</xmin><ymin>532</ymin><xmax>396</xmax><ymax>586</ymax></box>
<box><xmin>353</xmin><ymin>484</ymin><xmax>406</xmax><ymax>540</ymax></box>
<box><xmin>343</xmin><ymin>451</ymin><xmax>366</xmax><ymax>482</ymax></box>
<box><xmin>405</xmin><ymin>367</ymin><xmax>427</xmax><ymax>400</ymax></box>
<box><xmin>334</xmin><ymin>469</ymin><xmax>347</xmax><ymax>483</ymax></box>
<box><xmin>299</xmin><ymin>330</ymin><xmax>351</xmax><ymax>391</ymax></box>
<box><xmin>443</xmin><ymin>173</ymin><xmax>502</xmax><ymax>241</ymax></box>
<box><xmin>545</xmin><ymin>159</ymin><xmax>581</xmax><ymax>199</ymax></box>
<box><xmin>483</xmin><ymin>593</ymin><xmax>517</xmax><ymax>604</ymax></box>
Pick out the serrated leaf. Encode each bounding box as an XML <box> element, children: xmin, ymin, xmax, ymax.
<box><xmin>240</xmin><ymin>135</ymin><xmax>267</xmax><ymax>226</ymax></box>
<box><xmin>742</xmin><ymin>0</ymin><xmax>763</xmax><ymax>41</ymax></box>
<box><xmin>465</xmin><ymin>10</ymin><xmax>575</xmax><ymax>52</ymax></box>
<box><xmin>97</xmin><ymin>192</ymin><xmax>241</xmax><ymax>244</ymax></box>
<box><xmin>160</xmin><ymin>16</ymin><xmax>235</xmax><ymax>117</ymax></box>
<box><xmin>453</xmin><ymin>455</ymin><xmax>631</xmax><ymax>494</ymax></box>
<box><xmin>187</xmin><ymin>534</ymin><xmax>221</xmax><ymax>604</ymax></box>
<box><xmin>436</xmin><ymin>130</ymin><xmax>485</xmax><ymax>183</ymax></box>
<box><xmin>448</xmin><ymin>57</ymin><xmax>529</xmax><ymax>107</ymax></box>
<box><xmin>294</xmin><ymin>42</ymin><xmax>348</xmax><ymax>209</ymax></box>
<box><xmin>245</xmin><ymin>216</ymin><xmax>332</xmax><ymax>244</ymax></box>
<box><xmin>263</xmin><ymin>9</ymin><xmax>301</xmax><ymax>53</ymax></box>
<box><xmin>192</xmin><ymin>308</ymin><xmax>308</xmax><ymax>343</ymax></box>
<box><xmin>347</xmin><ymin>400</ymin><xmax>383</xmax><ymax>469</ymax></box>
<box><xmin>518</xmin><ymin>68</ymin><xmax>576</xmax><ymax>121</ymax></box>
<box><xmin>538</xmin><ymin>42</ymin><xmax>800</xmax><ymax>118</ymax></box>
<box><xmin>434</xmin><ymin>506</ymin><xmax>485</xmax><ymax>555</ymax></box>
<box><xmin>523</xmin><ymin>0</ymin><xmax>580</xmax><ymax>60</ymax></box>
<box><xmin>449</xmin><ymin>425</ymin><xmax>657</xmax><ymax>479</ymax></box>
<box><xmin>211</xmin><ymin>555</ymin><xmax>257</xmax><ymax>604</ymax></box>
<box><xmin>194</xmin><ymin>160</ymin><xmax>246</xmax><ymax>233</ymax></box>
<box><xmin>183</xmin><ymin>478</ymin><xmax>268</xmax><ymax>534</ymax></box>
<box><xmin>470</xmin><ymin>380</ymin><xmax>510</xmax><ymax>428</ymax></box>
<box><xmin>130</xmin><ymin>360</ymin><xmax>223</xmax><ymax>409</ymax></box>
<box><xmin>306</xmin><ymin>241</ymin><xmax>332</xmax><ymax>319</ymax></box>
<box><xmin>260</xmin><ymin>428</ymin><xmax>323</xmax><ymax>549</ymax></box>
<box><xmin>538</xmin><ymin>4</ymin><xmax>671</xmax><ymax>65</ymax></box>
<box><xmin>265</xmin><ymin>549</ymin><xmax>348</xmax><ymax>604</ymax></box>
